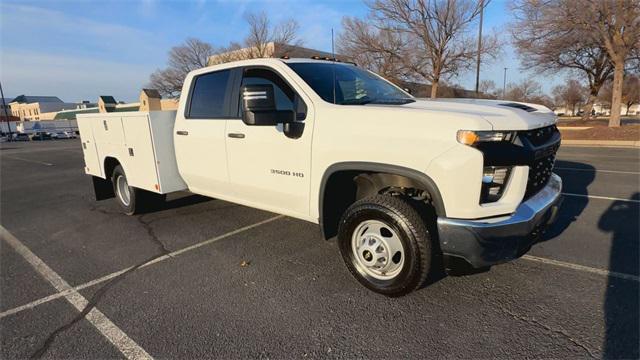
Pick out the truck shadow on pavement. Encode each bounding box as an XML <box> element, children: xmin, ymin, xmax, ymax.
<box><xmin>140</xmin><ymin>193</ymin><xmax>213</xmax><ymax>214</ymax></box>
<box><xmin>543</xmin><ymin>160</ymin><xmax>639</xmax><ymax>359</ymax></box>
<box><xmin>542</xmin><ymin>159</ymin><xmax>595</xmax><ymax>241</ymax></box>
<box><xmin>599</xmin><ymin>192</ymin><xmax>639</xmax><ymax>359</ymax></box>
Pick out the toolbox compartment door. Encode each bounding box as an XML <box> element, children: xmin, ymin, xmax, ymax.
<box><xmin>77</xmin><ymin>116</ymin><xmax>102</xmax><ymax>177</ymax></box>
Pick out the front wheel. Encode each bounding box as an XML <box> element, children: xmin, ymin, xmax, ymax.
<box><xmin>337</xmin><ymin>195</ymin><xmax>432</xmax><ymax>296</ymax></box>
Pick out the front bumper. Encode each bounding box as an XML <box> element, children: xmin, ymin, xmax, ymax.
<box><xmin>436</xmin><ymin>173</ymin><xmax>562</xmax><ymax>268</ymax></box>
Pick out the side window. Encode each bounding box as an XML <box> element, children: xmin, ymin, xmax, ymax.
<box><xmin>241</xmin><ymin>68</ymin><xmax>294</xmax><ymax>111</ymax></box>
<box><xmin>188</xmin><ymin>69</ymin><xmax>232</xmax><ymax>118</ymax></box>
<box><xmin>239</xmin><ymin>68</ymin><xmax>307</xmax><ymax>119</ymax></box>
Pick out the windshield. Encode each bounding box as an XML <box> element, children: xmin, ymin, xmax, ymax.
<box><xmin>286</xmin><ymin>62</ymin><xmax>414</xmax><ymax>105</ymax></box>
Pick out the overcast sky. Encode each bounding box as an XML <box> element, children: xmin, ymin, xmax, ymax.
<box><xmin>0</xmin><ymin>0</ymin><xmax>564</xmax><ymax>103</ymax></box>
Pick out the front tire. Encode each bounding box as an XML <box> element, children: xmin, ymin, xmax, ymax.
<box><xmin>338</xmin><ymin>195</ymin><xmax>432</xmax><ymax>296</ymax></box>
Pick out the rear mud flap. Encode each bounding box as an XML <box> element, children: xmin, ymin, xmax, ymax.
<box><xmin>92</xmin><ymin>176</ymin><xmax>115</xmax><ymax>201</ymax></box>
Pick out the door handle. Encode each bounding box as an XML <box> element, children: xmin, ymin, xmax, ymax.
<box><xmin>176</xmin><ymin>130</ymin><xmax>189</xmax><ymax>136</ymax></box>
<box><xmin>228</xmin><ymin>133</ymin><xmax>245</xmax><ymax>139</ymax></box>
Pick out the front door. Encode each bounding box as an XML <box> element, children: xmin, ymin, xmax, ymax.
<box><xmin>225</xmin><ymin>66</ymin><xmax>313</xmax><ymax>218</ymax></box>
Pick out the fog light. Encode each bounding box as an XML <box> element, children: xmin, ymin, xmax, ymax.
<box><xmin>481</xmin><ymin>166</ymin><xmax>511</xmax><ymax>203</ymax></box>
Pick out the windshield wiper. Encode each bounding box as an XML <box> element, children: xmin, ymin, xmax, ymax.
<box><xmin>340</xmin><ymin>98</ymin><xmax>373</xmax><ymax>105</ymax></box>
<box><xmin>371</xmin><ymin>98</ymin><xmax>416</xmax><ymax>105</ymax></box>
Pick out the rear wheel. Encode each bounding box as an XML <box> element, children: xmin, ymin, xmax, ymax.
<box><xmin>112</xmin><ymin>165</ymin><xmax>138</xmax><ymax>215</ymax></box>
<box><xmin>111</xmin><ymin>165</ymin><xmax>164</xmax><ymax>215</ymax></box>
<box><xmin>338</xmin><ymin>195</ymin><xmax>432</xmax><ymax>296</ymax></box>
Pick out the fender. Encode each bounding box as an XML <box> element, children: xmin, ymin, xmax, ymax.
<box><xmin>318</xmin><ymin>162</ymin><xmax>447</xmax><ymax>238</ymax></box>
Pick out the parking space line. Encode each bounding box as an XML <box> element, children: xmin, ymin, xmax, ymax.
<box><xmin>2</xmin><ymin>156</ymin><xmax>54</xmax><ymax>166</ymax></box>
<box><xmin>522</xmin><ymin>255</ymin><xmax>639</xmax><ymax>282</ymax></box>
<box><xmin>562</xmin><ymin>192</ymin><xmax>640</xmax><ymax>203</ymax></box>
<box><xmin>0</xmin><ymin>226</ymin><xmax>152</xmax><ymax>359</ymax></box>
<box><xmin>555</xmin><ymin>167</ymin><xmax>640</xmax><ymax>175</ymax></box>
<box><xmin>0</xmin><ymin>215</ymin><xmax>284</xmax><ymax>319</ymax></box>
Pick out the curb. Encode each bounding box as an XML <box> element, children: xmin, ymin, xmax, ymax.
<box><xmin>562</xmin><ymin>140</ymin><xmax>640</xmax><ymax>147</ymax></box>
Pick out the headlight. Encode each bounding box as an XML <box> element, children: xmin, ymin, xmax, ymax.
<box><xmin>457</xmin><ymin>130</ymin><xmax>516</xmax><ymax>146</ymax></box>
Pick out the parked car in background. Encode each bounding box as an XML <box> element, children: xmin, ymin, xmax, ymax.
<box><xmin>31</xmin><ymin>132</ymin><xmax>52</xmax><ymax>141</ymax></box>
<box><xmin>52</xmin><ymin>131</ymin><xmax>75</xmax><ymax>140</ymax></box>
<box><xmin>12</xmin><ymin>133</ymin><xmax>31</xmax><ymax>141</ymax></box>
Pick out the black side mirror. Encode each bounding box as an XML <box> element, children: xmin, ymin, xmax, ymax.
<box><xmin>241</xmin><ymin>84</ymin><xmax>294</xmax><ymax>126</ymax></box>
<box><xmin>403</xmin><ymin>87</ymin><xmax>412</xmax><ymax>95</ymax></box>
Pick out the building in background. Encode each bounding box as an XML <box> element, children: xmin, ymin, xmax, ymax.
<box><xmin>97</xmin><ymin>90</ymin><xmax>178</xmax><ymax>114</ymax></box>
<box><xmin>9</xmin><ymin>95</ymin><xmax>80</xmax><ymax>121</ymax></box>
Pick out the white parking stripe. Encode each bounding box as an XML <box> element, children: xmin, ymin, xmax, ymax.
<box><xmin>522</xmin><ymin>255</ymin><xmax>639</xmax><ymax>282</ymax></box>
<box><xmin>0</xmin><ymin>215</ymin><xmax>285</xmax><ymax>319</ymax></box>
<box><xmin>562</xmin><ymin>192</ymin><xmax>640</xmax><ymax>203</ymax></box>
<box><xmin>555</xmin><ymin>167</ymin><xmax>640</xmax><ymax>175</ymax></box>
<box><xmin>3</xmin><ymin>156</ymin><xmax>54</xmax><ymax>166</ymax></box>
<box><xmin>0</xmin><ymin>226</ymin><xmax>152</xmax><ymax>360</ymax></box>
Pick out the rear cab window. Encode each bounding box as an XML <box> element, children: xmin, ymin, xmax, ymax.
<box><xmin>187</xmin><ymin>69</ymin><xmax>236</xmax><ymax>119</ymax></box>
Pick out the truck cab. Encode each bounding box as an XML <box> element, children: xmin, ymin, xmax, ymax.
<box><xmin>78</xmin><ymin>58</ymin><xmax>562</xmax><ymax>296</ymax></box>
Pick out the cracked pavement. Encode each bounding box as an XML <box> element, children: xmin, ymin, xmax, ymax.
<box><xmin>1</xmin><ymin>140</ymin><xmax>638</xmax><ymax>359</ymax></box>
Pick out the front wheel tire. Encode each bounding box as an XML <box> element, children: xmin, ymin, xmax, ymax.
<box><xmin>338</xmin><ymin>195</ymin><xmax>432</xmax><ymax>297</ymax></box>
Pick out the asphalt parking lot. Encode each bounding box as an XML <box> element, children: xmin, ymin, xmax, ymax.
<box><xmin>1</xmin><ymin>140</ymin><xmax>638</xmax><ymax>359</ymax></box>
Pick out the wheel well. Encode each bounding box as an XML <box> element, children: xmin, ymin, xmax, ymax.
<box><xmin>320</xmin><ymin>169</ymin><xmax>443</xmax><ymax>240</ymax></box>
<box><xmin>103</xmin><ymin>157</ymin><xmax>120</xmax><ymax>180</ymax></box>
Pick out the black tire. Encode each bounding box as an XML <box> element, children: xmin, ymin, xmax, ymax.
<box><xmin>337</xmin><ymin>195</ymin><xmax>432</xmax><ymax>296</ymax></box>
<box><xmin>111</xmin><ymin>165</ymin><xmax>165</xmax><ymax>215</ymax></box>
<box><xmin>112</xmin><ymin>165</ymin><xmax>138</xmax><ymax>215</ymax></box>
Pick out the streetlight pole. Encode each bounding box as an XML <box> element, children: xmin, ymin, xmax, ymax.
<box><xmin>502</xmin><ymin>67</ymin><xmax>508</xmax><ymax>99</ymax></box>
<box><xmin>0</xmin><ymin>80</ymin><xmax>12</xmax><ymax>140</ymax></box>
<box><xmin>474</xmin><ymin>0</ymin><xmax>484</xmax><ymax>97</ymax></box>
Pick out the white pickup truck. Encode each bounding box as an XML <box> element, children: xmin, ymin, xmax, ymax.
<box><xmin>78</xmin><ymin>58</ymin><xmax>562</xmax><ymax>296</ymax></box>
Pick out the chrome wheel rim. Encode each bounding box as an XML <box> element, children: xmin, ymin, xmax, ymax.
<box><xmin>116</xmin><ymin>175</ymin><xmax>130</xmax><ymax>206</ymax></box>
<box><xmin>351</xmin><ymin>220</ymin><xmax>405</xmax><ymax>280</ymax></box>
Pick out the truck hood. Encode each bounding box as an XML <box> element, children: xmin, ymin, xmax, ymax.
<box><xmin>390</xmin><ymin>98</ymin><xmax>557</xmax><ymax>131</ymax></box>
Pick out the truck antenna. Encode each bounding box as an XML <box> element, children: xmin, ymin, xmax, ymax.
<box><xmin>331</xmin><ymin>28</ymin><xmax>335</xmax><ymax>59</ymax></box>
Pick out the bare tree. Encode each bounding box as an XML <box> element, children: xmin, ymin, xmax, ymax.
<box><xmin>582</xmin><ymin>0</ymin><xmax>640</xmax><ymax>126</ymax></box>
<box><xmin>510</xmin><ymin>0</ymin><xmax>614</xmax><ymax>120</ymax></box>
<box><xmin>552</xmin><ymin>79</ymin><xmax>588</xmax><ymax>116</ymax></box>
<box><xmin>244</xmin><ymin>11</ymin><xmax>301</xmax><ymax>58</ymax></box>
<box><xmin>622</xmin><ymin>75</ymin><xmax>640</xmax><ymax>115</ymax></box>
<box><xmin>149</xmin><ymin>38</ymin><xmax>215</xmax><ymax>98</ymax></box>
<box><xmin>150</xmin><ymin>13</ymin><xmax>301</xmax><ymax>97</ymax></box>
<box><xmin>602</xmin><ymin>75</ymin><xmax>640</xmax><ymax>115</ymax></box>
<box><xmin>505</xmin><ymin>78</ymin><xmax>542</xmax><ymax>102</ymax></box>
<box><xmin>338</xmin><ymin>17</ymin><xmax>409</xmax><ymax>84</ymax></box>
<box><xmin>344</xmin><ymin>0</ymin><xmax>500</xmax><ymax>98</ymax></box>
<box><xmin>478</xmin><ymin>79</ymin><xmax>499</xmax><ymax>98</ymax></box>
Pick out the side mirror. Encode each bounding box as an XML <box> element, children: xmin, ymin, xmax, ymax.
<box><xmin>241</xmin><ymin>84</ymin><xmax>294</xmax><ymax>126</ymax></box>
<box><xmin>403</xmin><ymin>87</ymin><xmax>412</xmax><ymax>95</ymax></box>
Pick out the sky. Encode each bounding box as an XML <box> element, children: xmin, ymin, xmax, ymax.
<box><xmin>0</xmin><ymin>0</ymin><xmax>565</xmax><ymax>103</ymax></box>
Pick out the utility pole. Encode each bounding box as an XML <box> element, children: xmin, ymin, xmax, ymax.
<box><xmin>502</xmin><ymin>67</ymin><xmax>508</xmax><ymax>99</ymax></box>
<box><xmin>0</xmin><ymin>80</ymin><xmax>12</xmax><ymax>140</ymax></box>
<box><xmin>474</xmin><ymin>0</ymin><xmax>484</xmax><ymax>97</ymax></box>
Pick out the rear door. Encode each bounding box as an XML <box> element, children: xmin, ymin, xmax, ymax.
<box><xmin>173</xmin><ymin>67</ymin><xmax>240</xmax><ymax>196</ymax></box>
